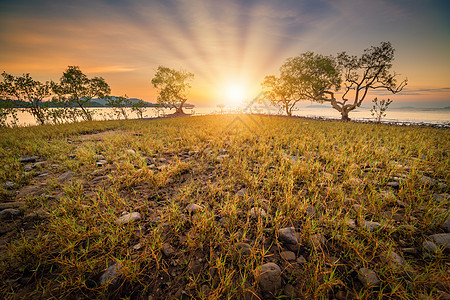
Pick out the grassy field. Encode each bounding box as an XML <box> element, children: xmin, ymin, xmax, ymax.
<box><xmin>0</xmin><ymin>115</ymin><xmax>449</xmax><ymax>299</ymax></box>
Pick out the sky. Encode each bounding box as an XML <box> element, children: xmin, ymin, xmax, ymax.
<box><xmin>1</xmin><ymin>0</ymin><xmax>449</xmax><ymax>109</ymax></box>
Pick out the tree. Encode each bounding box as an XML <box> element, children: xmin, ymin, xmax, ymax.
<box><xmin>105</xmin><ymin>95</ymin><xmax>132</xmax><ymax>120</ymax></box>
<box><xmin>262</xmin><ymin>52</ymin><xmax>341</xmax><ymax>117</ymax></box>
<box><xmin>151</xmin><ymin>66</ymin><xmax>194</xmax><ymax>115</ymax></box>
<box><xmin>55</xmin><ymin>66</ymin><xmax>111</xmax><ymax>121</ymax></box>
<box><xmin>370</xmin><ymin>97</ymin><xmax>392</xmax><ymax>123</ymax></box>
<box><xmin>314</xmin><ymin>42</ymin><xmax>407</xmax><ymax>121</ymax></box>
<box><xmin>131</xmin><ymin>100</ymin><xmax>147</xmax><ymax>119</ymax></box>
<box><xmin>0</xmin><ymin>72</ymin><xmax>52</xmax><ymax>125</ymax></box>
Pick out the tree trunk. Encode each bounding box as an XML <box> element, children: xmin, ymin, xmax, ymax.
<box><xmin>341</xmin><ymin>110</ymin><xmax>350</xmax><ymax>121</ymax></box>
<box><xmin>286</xmin><ymin>106</ymin><xmax>291</xmax><ymax>117</ymax></box>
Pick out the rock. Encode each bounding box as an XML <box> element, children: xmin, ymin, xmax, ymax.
<box><xmin>116</xmin><ymin>212</ymin><xmax>141</xmax><ymax>225</ymax></box>
<box><xmin>387</xmin><ymin>181</ymin><xmax>400</xmax><ymax>188</ymax></box>
<box><xmin>278</xmin><ymin>227</ymin><xmax>299</xmax><ymax>245</ymax></box>
<box><xmin>94</xmin><ymin>154</ymin><xmax>105</xmax><ymax>161</ymax></box>
<box><xmin>236</xmin><ymin>188</ymin><xmax>247</xmax><ymax>197</ymax></box>
<box><xmin>255</xmin><ymin>263</ymin><xmax>281</xmax><ymax>295</ymax></box>
<box><xmin>186</xmin><ymin>203</ymin><xmax>203</xmax><ymax>214</ymax></box>
<box><xmin>249</xmin><ymin>207</ymin><xmax>267</xmax><ymax>218</ymax></box>
<box><xmin>305</xmin><ymin>206</ymin><xmax>316</xmax><ymax>217</ymax></box>
<box><xmin>20</xmin><ymin>156</ymin><xmax>38</xmax><ymax>163</ymax></box>
<box><xmin>429</xmin><ymin>233</ymin><xmax>450</xmax><ymax>251</ymax></box>
<box><xmin>235</xmin><ymin>243</ymin><xmax>252</xmax><ymax>256</ymax></box>
<box><xmin>162</xmin><ymin>243</ymin><xmax>176</xmax><ymax>257</ymax></box>
<box><xmin>280</xmin><ymin>251</ymin><xmax>296</xmax><ymax>261</ymax></box>
<box><xmin>24</xmin><ymin>209</ymin><xmax>50</xmax><ymax>222</ymax></box>
<box><xmin>126</xmin><ymin>149</ymin><xmax>136</xmax><ymax>155</ymax></box>
<box><xmin>57</xmin><ymin>171</ymin><xmax>75</xmax><ymax>183</ymax></box>
<box><xmin>346</xmin><ymin>219</ymin><xmax>357</xmax><ymax>229</ymax></box>
<box><xmin>358</xmin><ymin>268</ymin><xmax>380</xmax><ymax>287</ymax></box>
<box><xmin>284</xmin><ymin>284</ymin><xmax>296</xmax><ymax>298</ymax></box>
<box><xmin>0</xmin><ymin>201</ymin><xmax>25</xmax><ymax>210</ymax></box>
<box><xmin>100</xmin><ymin>263</ymin><xmax>122</xmax><ymax>286</ymax></box>
<box><xmin>0</xmin><ymin>208</ymin><xmax>22</xmax><ymax>219</ymax></box>
<box><xmin>442</xmin><ymin>217</ymin><xmax>450</xmax><ymax>233</ymax></box>
<box><xmin>23</xmin><ymin>165</ymin><xmax>33</xmax><ymax>172</ymax></box>
<box><xmin>401</xmin><ymin>248</ymin><xmax>418</xmax><ymax>254</ymax></box>
<box><xmin>423</xmin><ymin>241</ymin><xmax>439</xmax><ymax>253</ymax></box>
<box><xmin>2</xmin><ymin>181</ymin><xmax>15</xmax><ymax>189</ymax></box>
<box><xmin>216</xmin><ymin>154</ymin><xmax>229</xmax><ymax>162</ymax></box>
<box><xmin>419</xmin><ymin>176</ymin><xmax>436</xmax><ymax>186</ymax></box>
<box><xmin>362</xmin><ymin>220</ymin><xmax>381</xmax><ymax>232</ymax></box>
<box><xmin>310</xmin><ymin>234</ymin><xmax>326</xmax><ymax>248</ymax></box>
<box><xmin>96</xmin><ymin>160</ymin><xmax>108</xmax><ymax>167</ymax></box>
<box><xmin>383</xmin><ymin>251</ymin><xmax>407</xmax><ymax>269</ymax></box>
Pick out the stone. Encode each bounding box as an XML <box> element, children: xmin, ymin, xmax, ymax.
<box><xmin>280</xmin><ymin>251</ymin><xmax>296</xmax><ymax>261</ymax></box>
<box><xmin>126</xmin><ymin>149</ymin><xmax>136</xmax><ymax>155</ymax></box>
<box><xmin>186</xmin><ymin>203</ymin><xmax>203</xmax><ymax>214</ymax></box>
<box><xmin>442</xmin><ymin>217</ymin><xmax>450</xmax><ymax>233</ymax></box>
<box><xmin>24</xmin><ymin>209</ymin><xmax>50</xmax><ymax>222</ymax></box>
<box><xmin>423</xmin><ymin>241</ymin><xmax>439</xmax><ymax>253</ymax></box>
<box><xmin>0</xmin><ymin>208</ymin><xmax>22</xmax><ymax>219</ymax></box>
<box><xmin>2</xmin><ymin>181</ymin><xmax>15</xmax><ymax>189</ymax></box>
<box><xmin>216</xmin><ymin>154</ymin><xmax>229</xmax><ymax>161</ymax></box>
<box><xmin>235</xmin><ymin>243</ymin><xmax>252</xmax><ymax>256</ymax></box>
<box><xmin>20</xmin><ymin>156</ymin><xmax>38</xmax><ymax>163</ymax></box>
<box><xmin>362</xmin><ymin>220</ymin><xmax>381</xmax><ymax>232</ymax></box>
<box><xmin>23</xmin><ymin>165</ymin><xmax>33</xmax><ymax>172</ymax></box>
<box><xmin>116</xmin><ymin>212</ymin><xmax>141</xmax><ymax>225</ymax></box>
<box><xmin>429</xmin><ymin>233</ymin><xmax>450</xmax><ymax>251</ymax></box>
<box><xmin>387</xmin><ymin>181</ymin><xmax>400</xmax><ymax>188</ymax></box>
<box><xmin>358</xmin><ymin>268</ymin><xmax>380</xmax><ymax>287</ymax></box>
<box><xmin>383</xmin><ymin>251</ymin><xmax>407</xmax><ymax>269</ymax></box>
<box><xmin>346</xmin><ymin>219</ymin><xmax>357</xmax><ymax>229</ymax></box>
<box><xmin>255</xmin><ymin>263</ymin><xmax>281</xmax><ymax>295</ymax></box>
<box><xmin>278</xmin><ymin>227</ymin><xmax>299</xmax><ymax>245</ymax></box>
<box><xmin>311</xmin><ymin>234</ymin><xmax>326</xmax><ymax>248</ymax></box>
<box><xmin>100</xmin><ymin>263</ymin><xmax>122</xmax><ymax>286</ymax></box>
<box><xmin>419</xmin><ymin>176</ymin><xmax>436</xmax><ymax>186</ymax></box>
<box><xmin>57</xmin><ymin>171</ymin><xmax>75</xmax><ymax>183</ymax></box>
<box><xmin>0</xmin><ymin>201</ymin><xmax>25</xmax><ymax>210</ymax></box>
<box><xmin>284</xmin><ymin>284</ymin><xmax>296</xmax><ymax>298</ymax></box>
<box><xmin>249</xmin><ymin>207</ymin><xmax>267</xmax><ymax>218</ymax></box>
<box><xmin>94</xmin><ymin>154</ymin><xmax>105</xmax><ymax>161</ymax></box>
<box><xmin>236</xmin><ymin>188</ymin><xmax>247</xmax><ymax>197</ymax></box>
<box><xmin>96</xmin><ymin>160</ymin><xmax>108</xmax><ymax>167</ymax></box>
<box><xmin>401</xmin><ymin>248</ymin><xmax>418</xmax><ymax>254</ymax></box>
<box><xmin>162</xmin><ymin>243</ymin><xmax>176</xmax><ymax>257</ymax></box>
<box><xmin>305</xmin><ymin>206</ymin><xmax>316</xmax><ymax>217</ymax></box>
<box><xmin>297</xmin><ymin>255</ymin><xmax>306</xmax><ymax>264</ymax></box>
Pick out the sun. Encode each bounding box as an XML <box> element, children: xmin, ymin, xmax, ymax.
<box><xmin>226</xmin><ymin>84</ymin><xmax>246</xmax><ymax>106</ymax></box>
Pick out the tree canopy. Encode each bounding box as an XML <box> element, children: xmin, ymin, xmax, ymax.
<box><xmin>151</xmin><ymin>66</ymin><xmax>194</xmax><ymax>114</ymax></box>
<box><xmin>262</xmin><ymin>52</ymin><xmax>340</xmax><ymax>116</ymax></box>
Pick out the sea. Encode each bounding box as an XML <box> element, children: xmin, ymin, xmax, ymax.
<box><xmin>5</xmin><ymin>106</ymin><xmax>450</xmax><ymax>127</ymax></box>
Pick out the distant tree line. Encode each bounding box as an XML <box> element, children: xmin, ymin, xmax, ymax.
<box><xmin>0</xmin><ymin>66</ymin><xmax>155</xmax><ymax>126</ymax></box>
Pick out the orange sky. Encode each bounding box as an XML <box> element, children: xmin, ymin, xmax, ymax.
<box><xmin>1</xmin><ymin>0</ymin><xmax>449</xmax><ymax>108</ymax></box>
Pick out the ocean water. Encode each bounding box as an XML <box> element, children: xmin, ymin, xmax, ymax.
<box><xmin>5</xmin><ymin>106</ymin><xmax>450</xmax><ymax>127</ymax></box>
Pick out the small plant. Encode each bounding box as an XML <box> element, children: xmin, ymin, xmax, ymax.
<box><xmin>370</xmin><ymin>97</ymin><xmax>392</xmax><ymax>123</ymax></box>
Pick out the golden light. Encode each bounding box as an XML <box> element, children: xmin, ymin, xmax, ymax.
<box><xmin>226</xmin><ymin>84</ymin><xmax>246</xmax><ymax>106</ymax></box>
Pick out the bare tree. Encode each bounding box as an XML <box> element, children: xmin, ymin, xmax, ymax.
<box><xmin>316</xmin><ymin>42</ymin><xmax>407</xmax><ymax>121</ymax></box>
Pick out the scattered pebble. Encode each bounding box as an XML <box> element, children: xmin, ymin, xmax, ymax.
<box><xmin>2</xmin><ymin>181</ymin><xmax>15</xmax><ymax>190</ymax></box>
<box><xmin>310</xmin><ymin>234</ymin><xmax>326</xmax><ymax>248</ymax></box>
<box><xmin>358</xmin><ymin>267</ymin><xmax>380</xmax><ymax>287</ymax></box>
<box><xmin>20</xmin><ymin>156</ymin><xmax>38</xmax><ymax>163</ymax></box>
<box><xmin>234</xmin><ymin>243</ymin><xmax>252</xmax><ymax>256</ymax></box>
<box><xmin>383</xmin><ymin>251</ymin><xmax>407</xmax><ymax>269</ymax></box>
<box><xmin>57</xmin><ymin>171</ymin><xmax>75</xmax><ymax>183</ymax></box>
<box><xmin>126</xmin><ymin>149</ymin><xmax>136</xmax><ymax>155</ymax></box>
<box><xmin>162</xmin><ymin>243</ymin><xmax>176</xmax><ymax>257</ymax></box>
<box><xmin>255</xmin><ymin>263</ymin><xmax>281</xmax><ymax>295</ymax></box>
<box><xmin>116</xmin><ymin>212</ymin><xmax>141</xmax><ymax>225</ymax></box>
<box><xmin>362</xmin><ymin>220</ymin><xmax>381</xmax><ymax>232</ymax></box>
<box><xmin>249</xmin><ymin>207</ymin><xmax>266</xmax><ymax>218</ymax></box>
<box><xmin>0</xmin><ymin>208</ymin><xmax>22</xmax><ymax>220</ymax></box>
<box><xmin>423</xmin><ymin>241</ymin><xmax>439</xmax><ymax>253</ymax></box>
<box><xmin>429</xmin><ymin>233</ymin><xmax>450</xmax><ymax>251</ymax></box>
<box><xmin>280</xmin><ymin>250</ymin><xmax>296</xmax><ymax>261</ymax></box>
<box><xmin>100</xmin><ymin>263</ymin><xmax>122</xmax><ymax>286</ymax></box>
<box><xmin>186</xmin><ymin>203</ymin><xmax>203</xmax><ymax>214</ymax></box>
<box><xmin>297</xmin><ymin>255</ymin><xmax>307</xmax><ymax>264</ymax></box>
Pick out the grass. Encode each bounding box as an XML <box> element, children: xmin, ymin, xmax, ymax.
<box><xmin>0</xmin><ymin>114</ymin><xmax>448</xmax><ymax>299</ymax></box>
